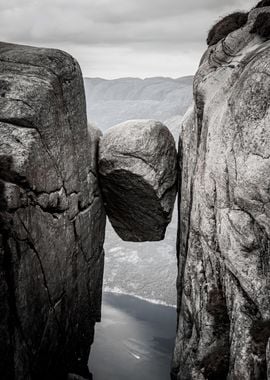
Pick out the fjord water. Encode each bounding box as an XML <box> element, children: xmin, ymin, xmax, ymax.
<box><xmin>89</xmin><ymin>293</ymin><xmax>177</xmax><ymax>380</ymax></box>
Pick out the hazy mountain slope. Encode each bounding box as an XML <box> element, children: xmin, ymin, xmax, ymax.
<box><xmin>84</xmin><ymin>76</ymin><xmax>193</xmax><ymax>131</ymax></box>
<box><xmin>164</xmin><ymin>115</ymin><xmax>184</xmax><ymax>143</ymax></box>
<box><xmin>103</xmin><ymin>204</ymin><xmax>178</xmax><ymax>306</ymax></box>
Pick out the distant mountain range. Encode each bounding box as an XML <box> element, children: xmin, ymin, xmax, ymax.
<box><xmin>84</xmin><ymin>76</ymin><xmax>193</xmax><ymax>306</ymax></box>
<box><xmin>84</xmin><ymin>76</ymin><xmax>193</xmax><ymax>134</ymax></box>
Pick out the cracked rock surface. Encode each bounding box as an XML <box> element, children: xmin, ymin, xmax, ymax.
<box><xmin>0</xmin><ymin>42</ymin><xmax>106</xmax><ymax>379</ymax></box>
<box><xmin>172</xmin><ymin>7</ymin><xmax>270</xmax><ymax>380</ymax></box>
<box><xmin>98</xmin><ymin>119</ymin><xmax>177</xmax><ymax>242</ymax></box>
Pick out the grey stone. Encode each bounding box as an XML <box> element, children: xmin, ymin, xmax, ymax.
<box><xmin>0</xmin><ymin>42</ymin><xmax>106</xmax><ymax>379</ymax></box>
<box><xmin>68</xmin><ymin>373</ymin><xmax>91</xmax><ymax>380</ymax></box>
<box><xmin>173</xmin><ymin>7</ymin><xmax>270</xmax><ymax>380</ymax></box>
<box><xmin>98</xmin><ymin>119</ymin><xmax>177</xmax><ymax>242</ymax></box>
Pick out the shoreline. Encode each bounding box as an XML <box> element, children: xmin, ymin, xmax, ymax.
<box><xmin>103</xmin><ymin>288</ymin><xmax>177</xmax><ymax>308</ymax></box>
<box><xmin>89</xmin><ymin>292</ymin><xmax>177</xmax><ymax>380</ymax></box>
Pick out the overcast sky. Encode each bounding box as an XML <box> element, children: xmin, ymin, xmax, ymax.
<box><xmin>0</xmin><ymin>0</ymin><xmax>255</xmax><ymax>78</ymax></box>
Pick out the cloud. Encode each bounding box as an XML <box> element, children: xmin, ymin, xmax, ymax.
<box><xmin>67</xmin><ymin>43</ymin><xmax>203</xmax><ymax>78</ymax></box>
<box><xmin>0</xmin><ymin>0</ymin><xmax>255</xmax><ymax>77</ymax></box>
<box><xmin>0</xmin><ymin>0</ymin><xmax>254</xmax><ymax>44</ymax></box>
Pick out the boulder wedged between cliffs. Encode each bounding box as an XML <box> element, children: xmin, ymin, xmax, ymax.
<box><xmin>98</xmin><ymin>119</ymin><xmax>178</xmax><ymax>242</ymax></box>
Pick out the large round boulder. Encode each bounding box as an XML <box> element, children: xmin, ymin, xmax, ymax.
<box><xmin>98</xmin><ymin>119</ymin><xmax>178</xmax><ymax>242</ymax></box>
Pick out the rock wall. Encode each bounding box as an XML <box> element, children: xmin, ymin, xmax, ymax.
<box><xmin>173</xmin><ymin>6</ymin><xmax>270</xmax><ymax>380</ymax></box>
<box><xmin>0</xmin><ymin>42</ymin><xmax>106</xmax><ymax>379</ymax></box>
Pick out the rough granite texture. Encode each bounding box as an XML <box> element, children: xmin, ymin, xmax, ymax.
<box><xmin>0</xmin><ymin>42</ymin><xmax>106</xmax><ymax>379</ymax></box>
<box><xmin>172</xmin><ymin>7</ymin><xmax>270</xmax><ymax>380</ymax></box>
<box><xmin>98</xmin><ymin>120</ymin><xmax>177</xmax><ymax>242</ymax></box>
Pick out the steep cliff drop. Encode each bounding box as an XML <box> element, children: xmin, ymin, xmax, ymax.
<box><xmin>172</xmin><ymin>5</ymin><xmax>270</xmax><ymax>380</ymax></box>
<box><xmin>0</xmin><ymin>42</ymin><xmax>106</xmax><ymax>379</ymax></box>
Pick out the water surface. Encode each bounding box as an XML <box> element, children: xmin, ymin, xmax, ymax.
<box><xmin>89</xmin><ymin>292</ymin><xmax>177</xmax><ymax>380</ymax></box>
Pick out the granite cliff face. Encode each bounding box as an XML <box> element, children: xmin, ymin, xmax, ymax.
<box><xmin>0</xmin><ymin>42</ymin><xmax>106</xmax><ymax>379</ymax></box>
<box><xmin>0</xmin><ymin>41</ymin><xmax>179</xmax><ymax>379</ymax></box>
<box><xmin>172</xmin><ymin>6</ymin><xmax>270</xmax><ymax>380</ymax></box>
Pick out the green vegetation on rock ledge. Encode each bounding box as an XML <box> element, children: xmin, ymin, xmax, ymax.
<box><xmin>207</xmin><ymin>12</ymin><xmax>248</xmax><ymax>46</ymax></box>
